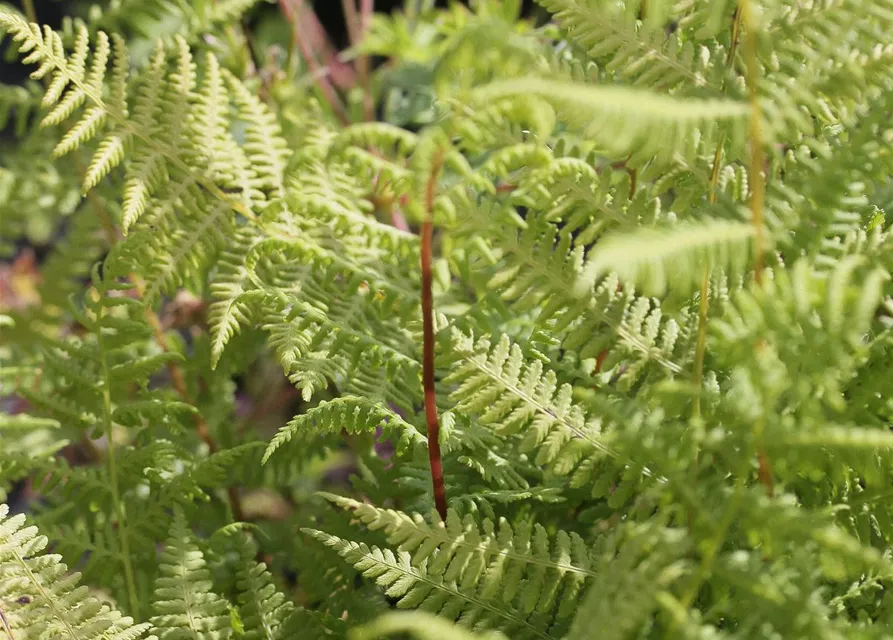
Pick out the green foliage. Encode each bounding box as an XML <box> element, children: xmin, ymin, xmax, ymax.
<box><xmin>0</xmin><ymin>503</ymin><xmax>152</xmax><ymax>639</ymax></box>
<box><xmin>2</xmin><ymin>0</ymin><xmax>893</xmax><ymax>638</ymax></box>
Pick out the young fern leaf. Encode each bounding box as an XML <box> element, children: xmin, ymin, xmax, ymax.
<box><xmin>0</xmin><ymin>504</ymin><xmax>152</xmax><ymax>640</ymax></box>
<box><xmin>262</xmin><ymin>395</ymin><xmax>425</xmax><ymax>465</ymax></box>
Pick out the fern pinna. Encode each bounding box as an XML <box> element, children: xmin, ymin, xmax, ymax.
<box><xmin>2</xmin><ymin>0</ymin><xmax>893</xmax><ymax>638</ymax></box>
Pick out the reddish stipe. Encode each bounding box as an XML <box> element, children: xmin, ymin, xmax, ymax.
<box><xmin>421</xmin><ymin>150</ymin><xmax>448</xmax><ymax>521</ymax></box>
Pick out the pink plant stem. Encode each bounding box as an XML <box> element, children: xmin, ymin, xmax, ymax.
<box><xmin>279</xmin><ymin>0</ymin><xmax>350</xmax><ymax>124</ymax></box>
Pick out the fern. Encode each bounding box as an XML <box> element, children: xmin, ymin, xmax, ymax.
<box><xmin>577</xmin><ymin>218</ymin><xmax>758</xmax><ymax>297</ymax></box>
<box><xmin>475</xmin><ymin>77</ymin><xmax>748</xmax><ymax>166</ymax></box>
<box><xmin>149</xmin><ymin>509</ymin><xmax>233</xmax><ymax>639</ymax></box>
<box><xmin>0</xmin><ymin>504</ymin><xmax>152</xmax><ymax>639</ymax></box>
<box><xmin>3</xmin><ymin>0</ymin><xmax>893</xmax><ymax>638</ymax></box>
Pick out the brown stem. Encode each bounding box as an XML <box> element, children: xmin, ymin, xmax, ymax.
<box><xmin>341</xmin><ymin>0</ymin><xmax>375</xmax><ymax>121</ymax></box>
<box><xmin>358</xmin><ymin>0</ymin><xmax>375</xmax><ymax>120</ymax></box>
<box><xmin>740</xmin><ymin>0</ymin><xmax>765</xmax><ymax>285</ymax></box>
<box><xmin>757</xmin><ymin>449</ymin><xmax>774</xmax><ymax>497</ymax></box>
<box><xmin>279</xmin><ymin>0</ymin><xmax>349</xmax><ymax>125</ymax></box>
<box><xmin>594</xmin><ymin>349</ymin><xmax>609</xmax><ymax>375</ymax></box>
<box><xmin>739</xmin><ymin>0</ymin><xmax>772</xmax><ymax>495</ymax></box>
<box><xmin>341</xmin><ymin>0</ymin><xmax>361</xmax><ymax>59</ymax></box>
<box><xmin>421</xmin><ymin>150</ymin><xmax>447</xmax><ymax>521</ymax></box>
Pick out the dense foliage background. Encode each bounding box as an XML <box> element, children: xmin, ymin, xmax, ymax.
<box><xmin>2</xmin><ymin>0</ymin><xmax>893</xmax><ymax>639</ymax></box>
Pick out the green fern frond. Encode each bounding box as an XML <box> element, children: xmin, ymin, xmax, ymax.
<box><xmin>303</xmin><ymin>530</ymin><xmax>554</xmax><ymax>640</ymax></box>
<box><xmin>150</xmin><ymin>509</ymin><xmax>233</xmax><ymax>639</ymax></box>
<box><xmin>474</xmin><ymin>77</ymin><xmax>747</xmax><ymax>165</ymax></box>
<box><xmin>576</xmin><ymin>219</ymin><xmax>759</xmax><ymax>297</ymax></box>
<box><xmin>232</xmin><ymin>534</ymin><xmax>294</xmax><ymax>640</ymax></box>
<box><xmin>443</xmin><ymin>328</ymin><xmax>615</xmax><ymax>465</ymax></box>
<box><xmin>263</xmin><ymin>396</ymin><xmax>425</xmax><ymax>465</ymax></box>
<box><xmin>309</xmin><ymin>492</ymin><xmax>596</xmax><ymax>637</ymax></box>
<box><xmin>0</xmin><ymin>503</ymin><xmax>153</xmax><ymax>639</ymax></box>
<box><xmin>0</xmin><ymin>13</ymin><xmax>285</xmax><ymax>307</ymax></box>
<box><xmin>208</xmin><ymin>227</ymin><xmax>264</xmax><ymax>370</ymax></box>
<box><xmin>472</xmin><ymin>211</ymin><xmax>694</xmax><ymax>382</ymax></box>
<box><xmin>540</xmin><ymin>0</ymin><xmax>730</xmax><ymax>91</ymax></box>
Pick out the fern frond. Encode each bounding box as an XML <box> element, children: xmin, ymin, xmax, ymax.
<box><xmin>309</xmin><ymin>492</ymin><xmax>596</xmax><ymax>637</ymax></box>
<box><xmin>233</xmin><ymin>534</ymin><xmax>294</xmax><ymax>640</ymax></box>
<box><xmin>303</xmin><ymin>530</ymin><xmax>554</xmax><ymax>640</ymax></box>
<box><xmin>471</xmin><ymin>209</ymin><xmax>694</xmax><ymax>382</ymax></box>
<box><xmin>474</xmin><ymin>77</ymin><xmax>747</xmax><ymax>165</ymax></box>
<box><xmin>150</xmin><ymin>509</ymin><xmax>233</xmax><ymax>639</ymax></box>
<box><xmin>0</xmin><ymin>14</ymin><xmax>286</xmax><ymax>307</ymax></box>
<box><xmin>208</xmin><ymin>227</ymin><xmax>263</xmax><ymax>369</ymax></box>
<box><xmin>0</xmin><ymin>503</ymin><xmax>153</xmax><ymax>639</ymax></box>
<box><xmin>576</xmin><ymin>219</ymin><xmax>758</xmax><ymax>297</ymax></box>
<box><xmin>443</xmin><ymin>328</ymin><xmax>615</xmax><ymax>466</ymax></box>
<box><xmin>540</xmin><ymin>0</ymin><xmax>729</xmax><ymax>91</ymax></box>
<box><xmin>223</xmin><ymin>68</ymin><xmax>288</xmax><ymax>198</ymax></box>
<box><xmin>263</xmin><ymin>396</ymin><xmax>425</xmax><ymax>465</ymax></box>
<box><xmin>319</xmin><ymin>492</ymin><xmax>597</xmax><ymax>580</ymax></box>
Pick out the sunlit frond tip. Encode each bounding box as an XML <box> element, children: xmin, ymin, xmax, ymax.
<box><xmin>574</xmin><ymin>219</ymin><xmax>759</xmax><ymax>297</ymax></box>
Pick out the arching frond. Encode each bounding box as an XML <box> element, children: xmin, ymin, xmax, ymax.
<box><xmin>264</xmin><ymin>396</ymin><xmax>425</xmax><ymax>465</ymax></box>
<box><xmin>474</xmin><ymin>78</ymin><xmax>748</xmax><ymax>165</ymax></box>
<box><xmin>577</xmin><ymin>219</ymin><xmax>758</xmax><ymax>297</ymax></box>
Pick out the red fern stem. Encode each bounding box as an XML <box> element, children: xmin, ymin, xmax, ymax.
<box><xmin>421</xmin><ymin>150</ymin><xmax>448</xmax><ymax>521</ymax></box>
